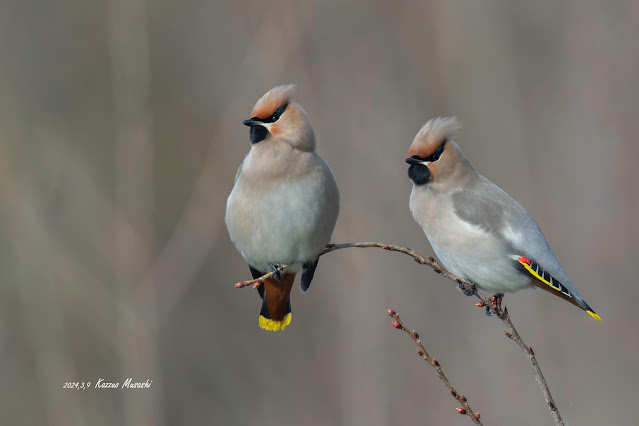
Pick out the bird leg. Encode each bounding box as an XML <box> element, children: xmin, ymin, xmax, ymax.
<box><xmin>457</xmin><ymin>281</ymin><xmax>476</xmax><ymax>296</ymax></box>
<box><xmin>268</xmin><ymin>262</ymin><xmax>284</xmax><ymax>281</ymax></box>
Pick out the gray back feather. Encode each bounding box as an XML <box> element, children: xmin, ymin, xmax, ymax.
<box><xmin>452</xmin><ymin>190</ymin><xmax>506</xmax><ymax>234</ymax></box>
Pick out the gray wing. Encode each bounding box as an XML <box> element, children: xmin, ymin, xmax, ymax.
<box><xmin>452</xmin><ymin>175</ymin><xmax>585</xmax><ymax>301</ymax></box>
<box><xmin>451</xmin><ymin>190</ymin><xmax>507</xmax><ymax>235</ymax></box>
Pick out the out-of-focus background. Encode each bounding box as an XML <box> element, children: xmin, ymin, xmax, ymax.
<box><xmin>1</xmin><ymin>0</ymin><xmax>638</xmax><ymax>425</ymax></box>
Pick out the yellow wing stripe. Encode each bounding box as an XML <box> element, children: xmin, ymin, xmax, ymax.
<box><xmin>519</xmin><ymin>259</ymin><xmax>561</xmax><ymax>291</ymax></box>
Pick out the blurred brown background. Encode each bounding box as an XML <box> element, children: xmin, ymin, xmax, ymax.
<box><xmin>1</xmin><ymin>0</ymin><xmax>638</xmax><ymax>425</ymax></box>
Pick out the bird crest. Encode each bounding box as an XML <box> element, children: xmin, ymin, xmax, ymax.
<box><xmin>409</xmin><ymin>116</ymin><xmax>461</xmax><ymax>159</ymax></box>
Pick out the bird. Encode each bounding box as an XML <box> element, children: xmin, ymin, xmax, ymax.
<box><xmin>225</xmin><ymin>84</ymin><xmax>340</xmax><ymax>331</ymax></box>
<box><xmin>405</xmin><ymin>117</ymin><xmax>600</xmax><ymax>320</ymax></box>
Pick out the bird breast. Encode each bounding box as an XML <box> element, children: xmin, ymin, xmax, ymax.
<box><xmin>226</xmin><ymin>150</ymin><xmax>339</xmax><ymax>272</ymax></box>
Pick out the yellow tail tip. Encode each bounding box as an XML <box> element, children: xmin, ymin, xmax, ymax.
<box><xmin>259</xmin><ymin>313</ymin><xmax>292</xmax><ymax>331</ymax></box>
<box><xmin>587</xmin><ymin>311</ymin><xmax>602</xmax><ymax>321</ymax></box>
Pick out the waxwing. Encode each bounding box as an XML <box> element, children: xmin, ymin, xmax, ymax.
<box><xmin>406</xmin><ymin>117</ymin><xmax>600</xmax><ymax>320</ymax></box>
<box><xmin>226</xmin><ymin>84</ymin><xmax>340</xmax><ymax>331</ymax></box>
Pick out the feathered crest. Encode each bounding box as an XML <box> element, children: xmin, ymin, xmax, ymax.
<box><xmin>408</xmin><ymin>117</ymin><xmax>461</xmax><ymax>159</ymax></box>
<box><xmin>414</xmin><ymin>117</ymin><xmax>461</xmax><ymax>145</ymax></box>
<box><xmin>251</xmin><ymin>84</ymin><xmax>297</xmax><ymax>119</ymax></box>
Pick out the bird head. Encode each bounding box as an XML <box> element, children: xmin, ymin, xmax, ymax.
<box><xmin>243</xmin><ymin>84</ymin><xmax>315</xmax><ymax>152</ymax></box>
<box><xmin>406</xmin><ymin>117</ymin><xmax>465</xmax><ymax>187</ymax></box>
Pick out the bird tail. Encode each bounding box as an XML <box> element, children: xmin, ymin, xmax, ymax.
<box><xmin>514</xmin><ymin>255</ymin><xmax>601</xmax><ymax>321</ymax></box>
<box><xmin>258</xmin><ymin>273</ymin><xmax>295</xmax><ymax>331</ymax></box>
<box><xmin>579</xmin><ymin>300</ymin><xmax>602</xmax><ymax>321</ymax></box>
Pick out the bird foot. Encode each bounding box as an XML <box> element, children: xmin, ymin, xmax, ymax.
<box><xmin>458</xmin><ymin>282</ymin><xmax>475</xmax><ymax>296</ymax></box>
<box><xmin>268</xmin><ymin>263</ymin><xmax>284</xmax><ymax>280</ymax></box>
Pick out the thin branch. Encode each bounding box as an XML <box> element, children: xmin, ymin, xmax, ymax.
<box><xmin>235</xmin><ymin>262</ymin><xmax>286</xmax><ymax>288</ymax></box>
<box><xmin>388</xmin><ymin>308</ymin><xmax>483</xmax><ymax>424</ymax></box>
<box><xmin>234</xmin><ymin>242</ymin><xmax>564</xmax><ymax>425</ymax></box>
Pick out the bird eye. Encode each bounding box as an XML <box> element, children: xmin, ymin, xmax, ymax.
<box><xmin>429</xmin><ymin>142</ymin><xmax>445</xmax><ymax>161</ymax></box>
<box><xmin>269</xmin><ymin>104</ymin><xmax>288</xmax><ymax>122</ymax></box>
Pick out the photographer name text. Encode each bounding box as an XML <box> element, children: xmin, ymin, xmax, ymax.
<box><xmin>62</xmin><ymin>378</ymin><xmax>153</xmax><ymax>390</ymax></box>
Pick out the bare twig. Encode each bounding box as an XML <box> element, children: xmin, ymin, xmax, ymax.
<box><xmin>234</xmin><ymin>242</ymin><xmax>564</xmax><ymax>425</ymax></box>
<box><xmin>388</xmin><ymin>308</ymin><xmax>483</xmax><ymax>424</ymax></box>
<box><xmin>234</xmin><ymin>263</ymin><xmax>286</xmax><ymax>288</ymax></box>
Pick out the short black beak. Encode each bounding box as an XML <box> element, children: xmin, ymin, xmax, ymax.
<box><xmin>243</xmin><ymin>119</ymin><xmax>260</xmax><ymax>126</ymax></box>
<box><xmin>405</xmin><ymin>157</ymin><xmax>422</xmax><ymax>165</ymax></box>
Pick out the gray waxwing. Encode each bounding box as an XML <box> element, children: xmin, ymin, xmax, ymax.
<box><xmin>406</xmin><ymin>117</ymin><xmax>600</xmax><ymax>320</ymax></box>
<box><xmin>226</xmin><ymin>84</ymin><xmax>340</xmax><ymax>331</ymax></box>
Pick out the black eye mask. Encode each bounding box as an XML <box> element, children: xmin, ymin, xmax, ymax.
<box><xmin>248</xmin><ymin>103</ymin><xmax>288</xmax><ymax>124</ymax></box>
<box><xmin>411</xmin><ymin>140</ymin><xmax>446</xmax><ymax>162</ymax></box>
<box><xmin>244</xmin><ymin>103</ymin><xmax>289</xmax><ymax>144</ymax></box>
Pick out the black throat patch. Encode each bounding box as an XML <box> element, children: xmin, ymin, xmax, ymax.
<box><xmin>408</xmin><ymin>163</ymin><xmax>431</xmax><ymax>185</ymax></box>
<box><xmin>249</xmin><ymin>125</ymin><xmax>268</xmax><ymax>143</ymax></box>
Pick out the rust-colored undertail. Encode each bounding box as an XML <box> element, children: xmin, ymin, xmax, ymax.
<box><xmin>259</xmin><ymin>273</ymin><xmax>295</xmax><ymax>331</ymax></box>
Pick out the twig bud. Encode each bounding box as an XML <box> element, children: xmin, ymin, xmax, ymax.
<box><xmin>252</xmin><ymin>282</ymin><xmax>261</xmax><ymax>289</ymax></box>
<box><xmin>475</xmin><ymin>413</ymin><xmax>481</xmax><ymax>419</ymax></box>
<box><xmin>461</xmin><ymin>395</ymin><xmax>467</xmax><ymax>402</ymax></box>
<box><xmin>433</xmin><ymin>359</ymin><xmax>440</xmax><ymax>366</ymax></box>
<box><xmin>504</xmin><ymin>331</ymin><xmax>512</xmax><ymax>338</ymax></box>
<box><xmin>235</xmin><ymin>282</ymin><xmax>243</xmax><ymax>288</ymax></box>
<box><xmin>475</xmin><ymin>302</ymin><xmax>485</xmax><ymax>307</ymax></box>
<box><xmin>427</xmin><ymin>256</ymin><xmax>435</xmax><ymax>262</ymax></box>
<box><xmin>490</xmin><ymin>296</ymin><xmax>496</xmax><ymax>302</ymax></box>
<box><xmin>434</xmin><ymin>268</ymin><xmax>441</xmax><ymax>274</ymax></box>
<box><xmin>455</xmin><ymin>279</ymin><xmax>463</xmax><ymax>284</ymax></box>
<box><xmin>456</xmin><ymin>407</ymin><xmax>466</xmax><ymax>415</ymax></box>
<box><xmin>413</xmin><ymin>257</ymin><xmax>421</xmax><ymax>263</ymax></box>
<box><xmin>450</xmin><ymin>389</ymin><xmax>457</xmax><ymax>397</ymax></box>
<box><xmin>412</xmin><ymin>330</ymin><xmax>419</xmax><ymax>339</ymax></box>
<box><xmin>416</xmin><ymin>349</ymin><xmax>424</xmax><ymax>357</ymax></box>
<box><xmin>383</xmin><ymin>246</ymin><xmax>391</xmax><ymax>250</ymax></box>
<box><xmin>391</xmin><ymin>321</ymin><xmax>402</xmax><ymax>329</ymax></box>
<box><xmin>387</xmin><ymin>308</ymin><xmax>396</xmax><ymax>317</ymax></box>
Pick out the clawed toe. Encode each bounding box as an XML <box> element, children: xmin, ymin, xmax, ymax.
<box><xmin>457</xmin><ymin>282</ymin><xmax>475</xmax><ymax>296</ymax></box>
<box><xmin>268</xmin><ymin>263</ymin><xmax>284</xmax><ymax>280</ymax></box>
